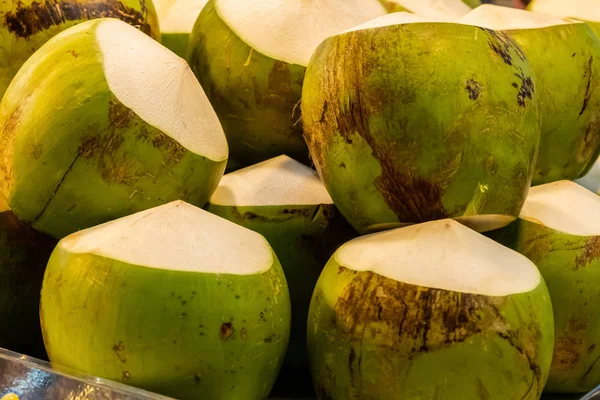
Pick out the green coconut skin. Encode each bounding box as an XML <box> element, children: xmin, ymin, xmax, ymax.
<box><xmin>490</xmin><ymin>220</ymin><xmax>600</xmax><ymax>393</ymax></box>
<box><xmin>0</xmin><ymin>209</ymin><xmax>56</xmax><ymax>359</ymax></box>
<box><xmin>500</xmin><ymin>24</ymin><xmax>600</xmax><ymax>185</ymax></box>
<box><xmin>0</xmin><ymin>19</ymin><xmax>227</xmax><ymax>240</ymax></box>
<box><xmin>302</xmin><ymin>23</ymin><xmax>541</xmax><ymax>234</ymax></box>
<box><xmin>307</xmin><ymin>259</ymin><xmax>554</xmax><ymax>400</ymax></box>
<box><xmin>161</xmin><ymin>33</ymin><xmax>189</xmax><ymax>58</ymax></box>
<box><xmin>207</xmin><ymin>202</ymin><xmax>355</xmax><ymax>395</ymax></box>
<box><xmin>462</xmin><ymin>0</ymin><xmax>480</xmax><ymax>7</ymax></box>
<box><xmin>40</xmin><ymin>246</ymin><xmax>291</xmax><ymax>400</ymax></box>
<box><xmin>0</xmin><ymin>0</ymin><xmax>159</xmax><ymax>100</ymax></box>
<box><xmin>187</xmin><ymin>0</ymin><xmax>308</xmax><ymax>171</ymax></box>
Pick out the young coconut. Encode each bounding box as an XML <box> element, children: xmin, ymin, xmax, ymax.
<box><xmin>302</xmin><ymin>13</ymin><xmax>541</xmax><ymax>234</ymax></box>
<box><xmin>0</xmin><ymin>0</ymin><xmax>159</xmax><ymax>100</ymax></box>
<box><xmin>528</xmin><ymin>0</ymin><xmax>600</xmax><ymax>36</ymax></box>
<box><xmin>155</xmin><ymin>0</ymin><xmax>208</xmax><ymax>57</ymax></box>
<box><xmin>460</xmin><ymin>5</ymin><xmax>600</xmax><ymax>185</ymax></box>
<box><xmin>308</xmin><ymin>219</ymin><xmax>554</xmax><ymax>400</ymax></box>
<box><xmin>489</xmin><ymin>181</ymin><xmax>600</xmax><ymax>393</ymax></box>
<box><xmin>0</xmin><ymin>19</ymin><xmax>228</xmax><ymax>239</ymax></box>
<box><xmin>40</xmin><ymin>201</ymin><xmax>291</xmax><ymax>400</ymax></box>
<box><xmin>207</xmin><ymin>155</ymin><xmax>355</xmax><ymax>396</ymax></box>
<box><xmin>186</xmin><ymin>0</ymin><xmax>386</xmax><ymax>171</ymax></box>
<box><xmin>0</xmin><ymin>195</ymin><xmax>56</xmax><ymax>359</ymax></box>
<box><xmin>378</xmin><ymin>0</ymin><xmax>471</xmax><ymax>19</ymax></box>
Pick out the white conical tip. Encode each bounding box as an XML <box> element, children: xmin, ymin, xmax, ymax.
<box><xmin>60</xmin><ymin>201</ymin><xmax>274</xmax><ymax>275</ymax></box>
<box><xmin>343</xmin><ymin>12</ymin><xmax>446</xmax><ymax>34</ymax></box>
<box><xmin>383</xmin><ymin>0</ymin><xmax>471</xmax><ymax>20</ymax></box>
<box><xmin>529</xmin><ymin>0</ymin><xmax>600</xmax><ymax>23</ymax></box>
<box><xmin>155</xmin><ymin>0</ymin><xmax>209</xmax><ymax>33</ymax></box>
<box><xmin>336</xmin><ymin>219</ymin><xmax>541</xmax><ymax>296</ymax></box>
<box><xmin>96</xmin><ymin>19</ymin><xmax>228</xmax><ymax>162</ymax></box>
<box><xmin>210</xmin><ymin>155</ymin><xmax>333</xmax><ymax>206</ymax></box>
<box><xmin>520</xmin><ymin>180</ymin><xmax>600</xmax><ymax>236</ymax></box>
<box><xmin>460</xmin><ymin>4</ymin><xmax>574</xmax><ymax>30</ymax></box>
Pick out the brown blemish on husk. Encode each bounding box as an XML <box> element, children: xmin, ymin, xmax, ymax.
<box><xmin>551</xmin><ymin>317</ymin><xmax>588</xmax><ymax>372</ymax></box>
<box><xmin>577</xmin><ymin>117</ymin><xmax>600</xmax><ymax>164</ymax></box>
<box><xmin>465</xmin><ymin>79</ymin><xmax>481</xmax><ymax>100</ymax></box>
<box><xmin>3</xmin><ymin>0</ymin><xmax>154</xmax><ymax>39</ymax></box>
<box><xmin>574</xmin><ymin>236</ymin><xmax>600</xmax><ymax>270</ymax></box>
<box><xmin>579</xmin><ymin>57</ymin><xmax>594</xmax><ymax>117</ymax></box>
<box><xmin>0</xmin><ymin>103</ymin><xmax>24</xmax><ymax>196</ymax></box>
<box><xmin>112</xmin><ymin>341</ymin><xmax>127</xmax><ymax>364</ymax></box>
<box><xmin>220</xmin><ymin>322</ymin><xmax>234</xmax><ymax>340</ymax></box>
<box><xmin>481</xmin><ymin>28</ymin><xmax>526</xmax><ymax>67</ymax></box>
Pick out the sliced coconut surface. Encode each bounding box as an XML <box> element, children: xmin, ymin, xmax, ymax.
<box><xmin>214</xmin><ymin>0</ymin><xmax>386</xmax><ymax>66</ymax></box>
<box><xmin>60</xmin><ymin>201</ymin><xmax>273</xmax><ymax>274</ymax></box>
<box><xmin>576</xmin><ymin>160</ymin><xmax>600</xmax><ymax>194</ymax></box>
<box><xmin>95</xmin><ymin>19</ymin><xmax>227</xmax><ymax>161</ymax></box>
<box><xmin>460</xmin><ymin>4</ymin><xmax>574</xmax><ymax>30</ymax></box>
<box><xmin>336</xmin><ymin>219</ymin><xmax>540</xmax><ymax>296</ymax></box>
<box><xmin>529</xmin><ymin>0</ymin><xmax>600</xmax><ymax>23</ymax></box>
<box><xmin>520</xmin><ymin>181</ymin><xmax>600</xmax><ymax>236</ymax></box>
<box><xmin>156</xmin><ymin>0</ymin><xmax>208</xmax><ymax>33</ymax></box>
<box><xmin>343</xmin><ymin>12</ymin><xmax>446</xmax><ymax>34</ymax></box>
<box><xmin>384</xmin><ymin>0</ymin><xmax>471</xmax><ymax>20</ymax></box>
<box><xmin>210</xmin><ymin>155</ymin><xmax>333</xmax><ymax>206</ymax></box>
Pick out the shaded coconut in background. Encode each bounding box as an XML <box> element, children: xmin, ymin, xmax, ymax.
<box><xmin>489</xmin><ymin>181</ymin><xmax>600</xmax><ymax>393</ymax></box>
<box><xmin>0</xmin><ymin>19</ymin><xmax>228</xmax><ymax>239</ymax></box>
<box><xmin>577</xmin><ymin>158</ymin><xmax>600</xmax><ymax>194</ymax></box>
<box><xmin>41</xmin><ymin>201</ymin><xmax>291</xmax><ymax>400</ymax></box>
<box><xmin>154</xmin><ymin>0</ymin><xmax>208</xmax><ymax>57</ymax></box>
<box><xmin>308</xmin><ymin>219</ymin><xmax>554</xmax><ymax>400</ymax></box>
<box><xmin>528</xmin><ymin>0</ymin><xmax>600</xmax><ymax>36</ymax></box>
<box><xmin>0</xmin><ymin>195</ymin><xmax>56</xmax><ymax>359</ymax></box>
<box><xmin>207</xmin><ymin>155</ymin><xmax>355</xmax><ymax>397</ymax></box>
<box><xmin>378</xmin><ymin>0</ymin><xmax>472</xmax><ymax>18</ymax></box>
<box><xmin>187</xmin><ymin>0</ymin><xmax>386</xmax><ymax>171</ymax></box>
<box><xmin>461</xmin><ymin>5</ymin><xmax>600</xmax><ymax>186</ymax></box>
<box><xmin>302</xmin><ymin>13</ymin><xmax>541</xmax><ymax>234</ymax></box>
<box><xmin>0</xmin><ymin>0</ymin><xmax>160</xmax><ymax>99</ymax></box>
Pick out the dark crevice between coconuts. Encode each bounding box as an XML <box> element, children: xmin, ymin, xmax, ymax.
<box><xmin>3</xmin><ymin>0</ymin><xmax>154</xmax><ymax>39</ymax></box>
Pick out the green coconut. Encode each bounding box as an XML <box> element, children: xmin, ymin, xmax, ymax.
<box><xmin>378</xmin><ymin>0</ymin><xmax>471</xmax><ymax>18</ymax></box>
<box><xmin>40</xmin><ymin>200</ymin><xmax>291</xmax><ymax>400</ymax></box>
<box><xmin>0</xmin><ymin>0</ymin><xmax>159</xmax><ymax>100</ymax></box>
<box><xmin>0</xmin><ymin>195</ymin><xmax>56</xmax><ymax>359</ymax></box>
<box><xmin>186</xmin><ymin>0</ymin><xmax>386</xmax><ymax>171</ymax></box>
<box><xmin>308</xmin><ymin>219</ymin><xmax>554</xmax><ymax>400</ymax></box>
<box><xmin>207</xmin><ymin>154</ymin><xmax>355</xmax><ymax>396</ymax></box>
<box><xmin>489</xmin><ymin>181</ymin><xmax>600</xmax><ymax>393</ymax></box>
<box><xmin>302</xmin><ymin>13</ymin><xmax>541</xmax><ymax>234</ymax></box>
<box><xmin>155</xmin><ymin>0</ymin><xmax>207</xmax><ymax>58</ymax></box>
<box><xmin>528</xmin><ymin>0</ymin><xmax>600</xmax><ymax>37</ymax></box>
<box><xmin>461</xmin><ymin>5</ymin><xmax>600</xmax><ymax>186</ymax></box>
<box><xmin>0</xmin><ymin>19</ymin><xmax>228</xmax><ymax>240</ymax></box>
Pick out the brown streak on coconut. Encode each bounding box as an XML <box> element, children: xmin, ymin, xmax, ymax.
<box><xmin>574</xmin><ymin>236</ymin><xmax>600</xmax><ymax>270</ymax></box>
<box><xmin>0</xmin><ymin>102</ymin><xmax>24</xmax><ymax>197</ymax></box>
<box><xmin>579</xmin><ymin>57</ymin><xmax>594</xmax><ymax>118</ymax></box>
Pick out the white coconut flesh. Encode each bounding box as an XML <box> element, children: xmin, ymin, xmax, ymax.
<box><xmin>336</xmin><ymin>219</ymin><xmax>541</xmax><ymax>296</ymax></box>
<box><xmin>156</xmin><ymin>0</ymin><xmax>209</xmax><ymax>34</ymax></box>
<box><xmin>460</xmin><ymin>4</ymin><xmax>574</xmax><ymax>30</ymax></box>
<box><xmin>576</xmin><ymin>160</ymin><xmax>600</xmax><ymax>194</ymax></box>
<box><xmin>59</xmin><ymin>201</ymin><xmax>273</xmax><ymax>275</ymax></box>
<box><xmin>95</xmin><ymin>19</ymin><xmax>228</xmax><ymax>162</ymax></box>
<box><xmin>213</xmin><ymin>0</ymin><xmax>387</xmax><ymax>66</ymax></box>
<box><xmin>529</xmin><ymin>0</ymin><xmax>600</xmax><ymax>23</ymax></box>
<box><xmin>210</xmin><ymin>155</ymin><xmax>333</xmax><ymax>206</ymax></box>
<box><xmin>383</xmin><ymin>0</ymin><xmax>471</xmax><ymax>20</ymax></box>
<box><xmin>343</xmin><ymin>12</ymin><xmax>446</xmax><ymax>34</ymax></box>
<box><xmin>520</xmin><ymin>180</ymin><xmax>600</xmax><ymax>236</ymax></box>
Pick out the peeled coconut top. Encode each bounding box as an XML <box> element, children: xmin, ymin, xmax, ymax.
<box><xmin>460</xmin><ymin>4</ymin><xmax>574</xmax><ymax>30</ymax></box>
<box><xmin>60</xmin><ymin>201</ymin><xmax>273</xmax><ymax>275</ymax></box>
<box><xmin>214</xmin><ymin>0</ymin><xmax>386</xmax><ymax>66</ymax></box>
<box><xmin>383</xmin><ymin>0</ymin><xmax>471</xmax><ymax>20</ymax></box>
<box><xmin>95</xmin><ymin>19</ymin><xmax>227</xmax><ymax>161</ymax></box>
<box><xmin>520</xmin><ymin>180</ymin><xmax>600</xmax><ymax>236</ymax></box>
<box><xmin>336</xmin><ymin>219</ymin><xmax>540</xmax><ymax>296</ymax></box>
<box><xmin>210</xmin><ymin>155</ymin><xmax>333</xmax><ymax>206</ymax></box>
<box><xmin>529</xmin><ymin>0</ymin><xmax>600</xmax><ymax>23</ymax></box>
<box><xmin>343</xmin><ymin>12</ymin><xmax>445</xmax><ymax>34</ymax></box>
<box><xmin>155</xmin><ymin>0</ymin><xmax>209</xmax><ymax>33</ymax></box>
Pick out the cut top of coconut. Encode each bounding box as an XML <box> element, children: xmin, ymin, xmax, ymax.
<box><xmin>384</xmin><ymin>0</ymin><xmax>471</xmax><ymax>20</ymax></box>
<box><xmin>157</xmin><ymin>0</ymin><xmax>209</xmax><ymax>33</ymax></box>
<box><xmin>95</xmin><ymin>19</ymin><xmax>228</xmax><ymax>162</ymax></box>
<box><xmin>529</xmin><ymin>0</ymin><xmax>600</xmax><ymax>23</ymax></box>
<box><xmin>343</xmin><ymin>12</ymin><xmax>446</xmax><ymax>34</ymax></box>
<box><xmin>336</xmin><ymin>219</ymin><xmax>540</xmax><ymax>296</ymax></box>
<box><xmin>60</xmin><ymin>201</ymin><xmax>273</xmax><ymax>275</ymax></box>
<box><xmin>210</xmin><ymin>155</ymin><xmax>333</xmax><ymax>206</ymax></box>
<box><xmin>520</xmin><ymin>180</ymin><xmax>600</xmax><ymax>236</ymax></box>
<box><xmin>460</xmin><ymin>4</ymin><xmax>574</xmax><ymax>30</ymax></box>
<box><xmin>214</xmin><ymin>0</ymin><xmax>386</xmax><ymax>66</ymax></box>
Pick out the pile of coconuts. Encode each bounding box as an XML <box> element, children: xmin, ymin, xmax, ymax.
<box><xmin>1</xmin><ymin>0</ymin><xmax>600</xmax><ymax>399</ymax></box>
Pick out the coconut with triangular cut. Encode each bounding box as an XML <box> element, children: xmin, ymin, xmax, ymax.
<box><xmin>0</xmin><ymin>195</ymin><xmax>56</xmax><ymax>359</ymax></box>
<box><xmin>0</xmin><ymin>19</ymin><xmax>228</xmax><ymax>239</ymax></box>
<box><xmin>460</xmin><ymin>5</ymin><xmax>600</xmax><ymax>185</ymax></box>
<box><xmin>528</xmin><ymin>0</ymin><xmax>600</xmax><ymax>36</ymax></box>
<box><xmin>302</xmin><ymin>12</ymin><xmax>541</xmax><ymax>234</ymax></box>
<box><xmin>308</xmin><ymin>219</ymin><xmax>554</xmax><ymax>400</ymax></box>
<box><xmin>155</xmin><ymin>0</ymin><xmax>208</xmax><ymax>57</ymax></box>
<box><xmin>186</xmin><ymin>0</ymin><xmax>386</xmax><ymax>171</ymax></box>
<box><xmin>207</xmin><ymin>155</ymin><xmax>355</xmax><ymax>396</ymax></box>
<box><xmin>40</xmin><ymin>200</ymin><xmax>290</xmax><ymax>400</ymax></box>
<box><xmin>489</xmin><ymin>181</ymin><xmax>600</xmax><ymax>393</ymax></box>
<box><xmin>0</xmin><ymin>0</ymin><xmax>160</xmax><ymax>101</ymax></box>
<box><xmin>378</xmin><ymin>0</ymin><xmax>471</xmax><ymax>19</ymax></box>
